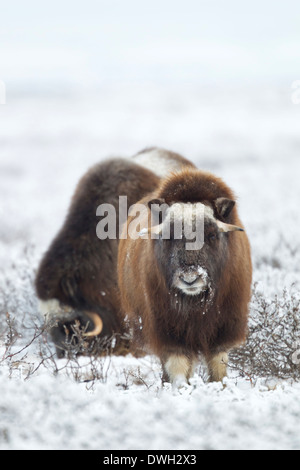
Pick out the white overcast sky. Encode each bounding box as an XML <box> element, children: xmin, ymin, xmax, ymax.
<box><xmin>1</xmin><ymin>0</ymin><xmax>300</xmax><ymax>89</ymax></box>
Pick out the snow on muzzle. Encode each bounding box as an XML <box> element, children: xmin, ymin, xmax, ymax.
<box><xmin>173</xmin><ymin>266</ymin><xmax>209</xmax><ymax>296</ymax></box>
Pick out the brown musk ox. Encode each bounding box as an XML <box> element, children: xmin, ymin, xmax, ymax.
<box><xmin>35</xmin><ymin>148</ymin><xmax>192</xmax><ymax>357</ymax></box>
<box><xmin>118</xmin><ymin>165</ymin><xmax>252</xmax><ymax>385</ymax></box>
<box><xmin>35</xmin><ymin>157</ymin><xmax>160</xmax><ymax>357</ymax></box>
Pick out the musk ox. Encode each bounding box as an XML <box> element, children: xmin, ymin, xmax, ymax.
<box><xmin>35</xmin><ymin>146</ymin><xmax>252</xmax><ymax>384</ymax></box>
<box><xmin>118</xmin><ymin>161</ymin><xmax>252</xmax><ymax>385</ymax></box>
<box><xmin>35</xmin><ymin>157</ymin><xmax>160</xmax><ymax>356</ymax></box>
<box><xmin>35</xmin><ymin>148</ymin><xmax>191</xmax><ymax>357</ymax></box>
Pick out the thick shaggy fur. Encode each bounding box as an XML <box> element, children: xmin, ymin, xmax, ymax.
<box><xmin>118</xmin><ymin>167</ymin><xmax>252</xmax><ymax>383</ymax></box>
<box><xmin>36</xmin><ymin>147</ymin><xmax>252</xmax><ymax>379</ymax></box>
<box><xmin>35</xmin><ymin>158</ymin><xmax>160</xmax><ymax>356</ymax></box>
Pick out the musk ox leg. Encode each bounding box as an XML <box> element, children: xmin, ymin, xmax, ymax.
<box><xmin>206</xmin><ymin>351</ymin><xmax>228</xmax><ymax>383</ymax></box>
<box><xmin>161</xmin><ymin>353</ymin><xmax>197</xmax><ymax>388</ymax></box>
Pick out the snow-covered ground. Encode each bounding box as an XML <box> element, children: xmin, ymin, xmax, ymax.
<box><xmin>1</xmin><ymin>83</ymin><xmax>300</xmax><ymax>450</ymax></box>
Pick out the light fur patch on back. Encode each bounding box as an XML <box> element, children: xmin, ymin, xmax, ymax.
<box><xmin>133</xmin><ymin>148</ymin><xmax>184</xmax><ymax>178</ymax></box>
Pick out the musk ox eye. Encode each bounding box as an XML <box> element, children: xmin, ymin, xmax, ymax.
<box><xmin>208</xmin><ymin>232</ymin><xmax>217</xmax><ymax>243</ymax></box>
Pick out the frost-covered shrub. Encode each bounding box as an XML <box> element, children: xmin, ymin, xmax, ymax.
<box><xmin>0</xmin><ymin>244</ymin><xmax>41</xmax><ymax>338</ymax></box>
<box><xmin>229</xmin><ymin>284</ymin><xmax>300</xmax><ymax>381</ymax></box>
<box><xmin>1</xmin><ymin>244</ymin><xmax>300</xmax><ymax>384</ymax></box>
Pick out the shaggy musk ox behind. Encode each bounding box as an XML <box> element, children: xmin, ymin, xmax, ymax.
<box><xmin>35</xmin><ymin>148</ymin><xmax>190</xmax><ymax>357</ymax></box>
<box><xmin>118</xmin><ymin>160</ymin><xmax>252</xmax><ymax>385</ymax></box>
<box><xmin>35</xmin><ymin>157</ymin><xmax>161</xmax><ymax>357</ymax></box>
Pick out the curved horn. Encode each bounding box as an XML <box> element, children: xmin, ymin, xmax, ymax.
<box><xmin>216</xmin><ymin>220</ymin><xmax>244</xmax><ymax>233</ymax></box>
<box><xmin>83</xmin><ymin>312</ymin><xmax>103</xmax><ymax>337</ymax></box>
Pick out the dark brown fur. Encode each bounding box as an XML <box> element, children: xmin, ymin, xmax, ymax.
<box><xmin>118</xmin><ymin>167</ymin><xmax>252</xmax><ymax>383</ymax></box>
<box><xmin>35</xmin><ymin>157</ymin><xmax>160</xmax><ymax>356</ymax></box>
<box><xmin>36</xmin><ymin>147</ymin><xmax>252</xmax><ymax>379</ymax></box>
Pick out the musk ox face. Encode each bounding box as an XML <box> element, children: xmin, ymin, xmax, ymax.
<box><xmin>150</xmin><ymin>199</ymin><xmax>243</xmax><ymax>299</ymax></box>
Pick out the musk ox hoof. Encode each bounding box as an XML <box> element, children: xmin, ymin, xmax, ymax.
<box><xmin>172</xmin><ymin>376</ymin><xmax>194</xmax><ymax>394</ymax></box>
<box><xmin>177</xmin><ymin>383</ymin><xmax>196</xmax><ymax>396</ymax></box>
<box><xmin>161</xmin><ymin>353</ymin><xmax>198</xmax><ymax>389</ymax></box>
<box><xmin>171</xmin><ymin>374</ymin><xmax>188</xmax><ymax>389</ymax></box>
<box><xmin>163</xmin><ymin>376</ymin><xmax>195</xmax><ymax>395</ymax></box>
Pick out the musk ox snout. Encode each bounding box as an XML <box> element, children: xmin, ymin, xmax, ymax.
<box><xmin>173</xmin><ymin>265</ymin><xmax>209</xmax><ymax>296</ymax></box>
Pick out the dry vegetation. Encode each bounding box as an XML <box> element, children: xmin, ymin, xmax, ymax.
<box><xmin>1</xmin><ymin>264</ymin><xmax>300</xmax><ymax>386</ymax></box>
<box><xmin>229</xmin><ymin>284</ymin><xmax>300</xmax><ymax>382</ymax></box>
